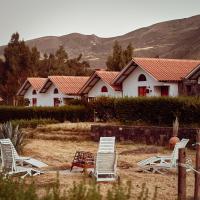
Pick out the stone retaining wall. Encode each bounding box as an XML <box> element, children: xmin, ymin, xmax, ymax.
<box><xmin>91</xmin><ymin>125</ymin><xmax>199</xmax><ymax>147</ymax></box>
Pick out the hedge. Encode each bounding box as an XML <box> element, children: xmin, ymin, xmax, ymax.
<box><xmin>90</xmin><ymin>96</ymin><xmax>200</xmax><ymax>125</ymax></box>
<box><xmin>1</xmin><ymin>97</ymin><xmax>200</xmax><ymax>126</ymax></box>
<box><xmin>0</xmin><ymin>105</ymin><xmax>92</xmax><ymax>122</ymax></box>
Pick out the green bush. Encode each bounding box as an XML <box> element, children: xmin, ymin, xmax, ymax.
<box><xmin>0</xmin><ymin>176</ymin><xmax>158</xmax><ymax>200</ymax></box>
<box><xmin>90</xmin><ymin>96</ymin><xmax>200</xmax><ymax>125</ymax></box>
<box><xmin>90</xmin><ymin>97</ymin><xmax>116</xmax><ymax>122</ymax></box>
<box><xmin>0</xmin><ymin>105</ymin><xmax>92</xmax><ymax>123</ymax></box>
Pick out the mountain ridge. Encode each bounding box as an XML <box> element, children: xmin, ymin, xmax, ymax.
<box><xmin>1</xmin><ymin>15</ymin><xmax>200</xmax><ymax>67</ymax></box>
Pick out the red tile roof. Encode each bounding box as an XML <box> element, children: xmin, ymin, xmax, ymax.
<box><xmin>113</xmin><ymin>58</ymin><xmax>200</xmax><ymax>84</ymax></box>
<box><xmin>96</xmin><ymin>71</ymin><xmax>119</xmax><ymax>85</ymax></box>
<box><xmin>40</xmin><ymin>76</ymin><xmax>89</xmax><ymax>95</ymax></box>
<box><xmin>79</xmin><ymin>71</ymin><xmax>120</xmax><ymax>94</ymax></box>
<box><xmin>27</xmin><ymin>78</ymin><xmax>47</xmax><ymax>90</ymax></box>
<box><xmin>17</xmin><ymin>78</ymin><xmax>47</xmax><ymax>96</ymax></box>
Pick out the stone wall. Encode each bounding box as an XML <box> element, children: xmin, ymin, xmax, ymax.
<box><xmin>91</xmin><ymin>125</ymin><xmax>198</xmax><ymax>147</ymax></box>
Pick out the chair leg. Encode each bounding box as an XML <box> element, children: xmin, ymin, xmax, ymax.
<box><xmin>21</xmin><ymin>172</ymin><xmax>29</xmax><ymax>179</ymax></box>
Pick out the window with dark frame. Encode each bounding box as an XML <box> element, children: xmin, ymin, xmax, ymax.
<box><xmin>54</xmin><ymin>88</ymin><xmax>59</xmax><ymax>94</ymax></box>
<box><xmin>138</xmin><ymin>74</ymin><xmax>147</xmax><ymax>81</ymax></box>
<box><xmin>32</xmin><ymin>90</ymin><xmax>37</xmax><ymax>95</ymax></box>
<box><xmin>101</xmin><ymin>86</ymin><xmax>108</xmax><ymax>93</ymax></box>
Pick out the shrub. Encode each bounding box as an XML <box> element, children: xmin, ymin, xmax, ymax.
<box><xmin>0</xmin><ymin>176</ymin><xmax>158</xmax><ymax>200</ymax></box>
<box><xmin>90</xmin><ymin>97</ymin><xmax>116</xmax><ymax>121</ymax></box>
<box><xmin>90</xmin><ymin>96</ymin><xmax>200</xmax><ymax>126</ymax></box>
<box><xmin>0</xmin><ymin>121</ymin><xmax>24</xmax><ymax>153</ymax></box>
<box><xmin>0</xmin><ymin>105</ymin><xmax>92</xmax><ymax>123</ymax></box>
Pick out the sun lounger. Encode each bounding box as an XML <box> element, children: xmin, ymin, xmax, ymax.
<box><xmin>0</xmin><ymin>138</ymin><xmax>48</xmax><ymax>168</ymax></box>
<box><xmin>98</xmin><ymin>137</ymin><xmax>115</xmax><ymax>153</ymax></box>
<box><xmin>0</xmin><ymin>143</ymin><xmax>41</xmax><ymax>178</ymax></box>
<box><xmin>93</xmin><ymin>137</ymin><xmax>118</xmax><ymax>181</ymax></box>
<box><xmin>137</xmin><ymin>138</ymin><xmax>189</xmax><ymax>173</ymax></box>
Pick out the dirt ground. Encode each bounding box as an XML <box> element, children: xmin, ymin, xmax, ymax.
<box><xmin>23</xmin><ymin>136</ymin><xmax>196</xmax><ymax>200</ymax></box>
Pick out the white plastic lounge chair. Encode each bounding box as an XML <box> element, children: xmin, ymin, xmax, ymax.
<box><xmin>94</xmin><ymin>152</ymin><xmax>117</xmax><ymax>182</ymax></box>
<box><xmin>137</xmin><ymin>138</ymin><xmax>189</xmax><ymax>173</ymax></box>
<box><xmin>0</xmin><ymin>143</ymin><xmax>41</xmax><ymax>178</ymax></box>
<box><xmin>0</xmin><ymin>139</ymin><xmax>48</xmax><ymax>168</ymax></box>
<box><xmin>93</xmin><ymin>137</ymin><xmax>118</xmax><ymax>182</ymax></box>
<box><xmin>98</xmin><ymin>137</ymin><xmax>115</xmax><ymax>153</ymax></box>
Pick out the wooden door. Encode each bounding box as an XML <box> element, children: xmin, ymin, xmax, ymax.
<box><xmin>161</xmin><ymin>86</ymin><xmax>169</xmax><ymax>96</ymax></box>
<box><xmin>54</xmin><ymin>98</ymin><xmax>60</xmax><ymax>107</ymax></box>
<box><xmin>138</xmin><ymin>87</ymin><xmax>147</xmax><ymax>96</ymax></box>
<box><xmin>32</xmin><ymin>98</ymin><xmax>37</xmax><ymax>106</ymax></box>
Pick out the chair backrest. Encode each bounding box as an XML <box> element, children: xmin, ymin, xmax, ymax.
<box><xmin>95</xmin><ymin>152</ymin><xmax>116</xmax><ymax>173</ymax></box>
<box><xmin>170</xmin><ymin>138</ymin><xmax>189</xmax><ymax>166</ymax></box>
<box><xmin>98</xmin><ymin>137</ymin><xmax>115</xmax><ymax>153</ymax></box>
<box><xmin>0</xmin><ymin>138</ymin><xmax>19</xmax><ymax>159</ymax></box>
<box><xmin>0</xmin><ymin>143</ymin><xmax>16</xmax><ymax>173</ymax></box>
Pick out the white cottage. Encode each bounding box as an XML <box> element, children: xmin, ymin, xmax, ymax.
<box><xmin>17</xmin><ymin>78</ymin><xmax>47</xmax><ymax>106</ymax></box>
<box><xmin>38</xmin><ymin>76</ymin><xmax>89</xmax><ymax>106</ymax></box>
<box><xmin>112</xmin><ymin>58</ymin><xmax>200</xmax><ymax>97</ymax></box>
<box><xmin>17</xmin><ymin>76</ymin><xmax>89</xmax><ymax>106</ymax></box>
<box><xmin>79</xmin><ymin>71</ymin><xmax>122</xmax><ymax>100</ymax></box>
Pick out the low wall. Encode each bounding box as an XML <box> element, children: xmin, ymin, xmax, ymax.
<box><xmin>91</xmin><ymin>125</ymin><xmax>198</xmax><ymax>147</ymax></box>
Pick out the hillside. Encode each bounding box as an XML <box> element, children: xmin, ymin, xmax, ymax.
<box><xmin>0</xmin><ymin>15</ymin><xmax>200</xmax><ymax>67</ymax></box>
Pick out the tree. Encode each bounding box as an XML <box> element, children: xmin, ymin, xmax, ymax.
<box><xmin>2</xmin><ymin>32</ymin><xmax>31</xmax><ymax>104</ymax></box>
<box><xmin>106</xmin><ymin>41</ymin><xmax>133</xmax><ymax>71</ymax></box>
<box><xmin>30</xmin><ymin>47</ymin><xmax>40</xmax><ymax>76</ymax></box>
<box><xmin>0</xmin><ymin>33</ymin><xmax>92</xmax><ymax>104</ymax></box>
<box><xmin>66</xmin><ymin>54</ymin><xmax>91</xmax><ymax>76</ymax></box>
<box><xmin>106</xmin><ymin>41</ymin><xmax>123</xmax><ymax>71</ymax></box>
<box><xmin>51</xmin><ymin>46</ymin><xmax>68</xmax><ymax>75</ymax></box>
<box><xmin>123</xmin><ymin>43</ymin><xmax>133</xmax><ymax>65</ymax></box>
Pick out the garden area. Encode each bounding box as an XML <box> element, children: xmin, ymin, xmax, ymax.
<box><xmin>0</xmin><ymin>122</ymin><xmax>197</xmax><ymax>199</ymax></box>
<box><xmin>0</xmin><ymin>97</ymin><xmax>200</xmax><ymax>199</ymax></box>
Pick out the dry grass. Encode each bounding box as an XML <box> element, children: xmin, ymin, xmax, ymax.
<box><xmin>23</xmin><ymin>138</ymin><xmax>196</xmax><ymax>200</ymax></box>
<box><xmin>42</xmin><ymin>122</ymin><xmax>103</xmax><ymax>132</ymax></box>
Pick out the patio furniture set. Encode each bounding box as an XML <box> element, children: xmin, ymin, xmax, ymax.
<box><xmin>0</xmin><ymin>137</ymin><xmax>190</xmax><ymax>181</ymax></box>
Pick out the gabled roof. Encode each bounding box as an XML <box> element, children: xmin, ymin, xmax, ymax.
<box><xmin>79</xmin><ymin>70</ymin><xmax>121</xmax><ymax>95</ymax></box>
<box><xmin>113</xmin><ymin>57</ymin><xmax>200</xmax><ymax>84</ymax></box>
<box><xmin>17</xmin><ymin>78</ymin><xmax>47</xmax><ymax>96</ymax></box>
<box><xmin>40</xmin><ymin>76</ymin><xmax>89</xmax><ymax>95</ymax></box>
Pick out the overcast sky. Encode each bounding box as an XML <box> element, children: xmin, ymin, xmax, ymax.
<box><xmin>0</xmin><ymin>0</ymin><xmax>200</xmax><ymax>45</ymax></box>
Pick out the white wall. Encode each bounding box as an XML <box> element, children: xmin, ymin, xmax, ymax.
<box><xmin>24</xmin><ymin>84</ymin><xmax>79</xmax><ymax>107</ymax></box>
<box><xmin>122</xmin><ymin>67</ymin><xmax>179</xmax><ymax>97</ymax></box>
<box><xmin>88</xmin><ymin>79</ymin><xmax>122</xmax><ymax>98</ymax></box>
<box><xmin>24</xmin><ymin>86</ymin><xmax>38</xmax><ymax>106</ymax></box>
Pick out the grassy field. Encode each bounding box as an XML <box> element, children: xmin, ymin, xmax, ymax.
<box><xmin>21</xmin><ymin>122</ymin><xmax>196</xmax><ymax>200</ymax></box>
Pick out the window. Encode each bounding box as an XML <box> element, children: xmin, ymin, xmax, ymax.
<box><xmin>138</xmin><ymin>74</ymin><xmax>147</xmax><ymax>81</ymax></box>
<box><xmin>54</xmin><ymin>88</ymin><xmax>59</xmax><ymax>94</ymax></box>
<box><xmin>138</xmin><ymin>87</ymin><xmax>147</xmax><ymax>96</ymax></box>
<box><xmin>101</xmin><ymin>86</ymin><xmax>108</xmax><ymax>93</ymax></box>
<box><xmin>32</xmin><ymin>90</ymin><xmax>36</xmax><ymax>95</ymax></box>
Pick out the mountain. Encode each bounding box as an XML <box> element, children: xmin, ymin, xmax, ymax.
<box><xmin>1</xmin><ymin>15</ymin><xmax>200</xmax><ymax>68</ymax></box>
